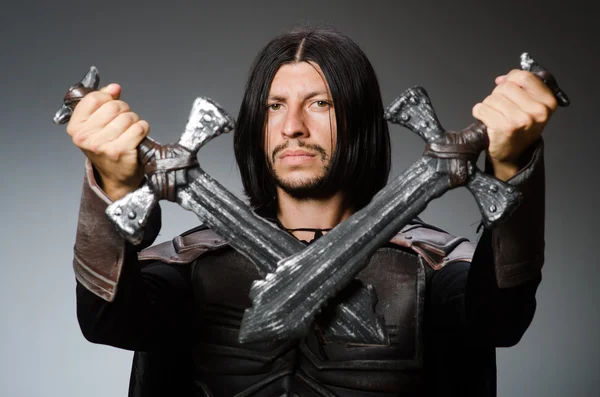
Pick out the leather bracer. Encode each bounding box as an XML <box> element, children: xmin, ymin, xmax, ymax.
<box><xmin>489</xmin><ymin>139</ymin><xmax>545</xmax><ymax>288</ymax></box>
<box><xmin>72</xmin><ymin>160</ymin><xmax>161</xmax><ymax>301</ymax></box>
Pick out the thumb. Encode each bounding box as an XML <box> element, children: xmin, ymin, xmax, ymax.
<box><xmin>100</xmin><ymin>83</ymin><xmax>122</xmax><ymax>99</ymax></box>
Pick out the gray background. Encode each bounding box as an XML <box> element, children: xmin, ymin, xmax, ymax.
<box><xmin>1</xmin><ymin>0</ymin><xmax>597</xmax><ymax>396</ymax></box>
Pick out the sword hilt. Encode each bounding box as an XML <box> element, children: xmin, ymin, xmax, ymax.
<box><xmin>55</xmin><ymin>67</ymin><xmax>235</xmax><ymax>244</ymax></box>
<box><xmin>385</xmin><ymin>53</ymin><xmax>568</xmax><ymax>228</ymax></box>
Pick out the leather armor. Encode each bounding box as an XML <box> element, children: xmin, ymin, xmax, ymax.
<box><xmin>131</xmin><ymin>223</ymin><xmax>474</xmax><ymax>396</ymax></box>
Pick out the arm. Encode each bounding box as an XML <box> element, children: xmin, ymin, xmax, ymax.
<box><xmin>74</xmin><ymin>160</ymin><xmax>194</xmax><ymax>351</ymax></box>
<box><xmin>67</xmin><ymin>85</ymin><xmax>194</xmax><ymax>351</ymax></box>
<box><xmin>429</xmin><ymin>67</ymin><xmax>555</xmax><ymax>346</ymax></box>
<box><xmin>430</xmin><ymin>133</ymin><xmax>545</xmax><ymax>348</ymax></box>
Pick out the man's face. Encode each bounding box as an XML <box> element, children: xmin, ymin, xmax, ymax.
<box><xmin>265</xmin><ymin>62</ymin><xmax>337</xmax><ymax>197</ymax></box>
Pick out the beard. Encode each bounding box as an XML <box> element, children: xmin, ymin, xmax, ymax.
<box><xmin>268</xmin><ymin>140</ymin><xmax>335</xmax><ymax>200</ymax></box>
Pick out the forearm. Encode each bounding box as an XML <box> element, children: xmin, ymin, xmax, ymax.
<box><xmin>466</xmin><ymin>139</ymin><xmax>546</xmax><ymax>345</ymax></box>
<box><xmin>487</xmin><ymin>138</ymin><xmax>545</xmax><ymax>288</ymax></box>
<box><xmin>73</xmin><ymin>160</ymin><xmax>192</xmax><ymax>350</ymax></box>
<box><xmin>76</xmin><ymin>247</ymin><xmax>193</xmax><ymax>351</ymax></box>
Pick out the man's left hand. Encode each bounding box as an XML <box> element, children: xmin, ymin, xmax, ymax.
<box><xmin>472</xmin><ymin>70</ymin><xmax>558</xmax><ymax>181</ymax></box>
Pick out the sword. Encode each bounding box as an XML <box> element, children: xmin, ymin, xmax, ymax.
<box><xmin>54</xmin><ymin>69</ymin><xmax>389</xmax><ymax>344</ymax></box>
<box><xmin>237</xmin><ymin>52</ymin><xmax>570</xmax><ymax>343</ymax></box>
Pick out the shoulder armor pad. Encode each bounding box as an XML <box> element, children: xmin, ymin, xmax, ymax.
<box><xmin>390</xmin><ymin>220</ymin><xmax>476</xmax><ymax>270</ymax></box>
<box><xmin>138</xmin><ymin>221</ymin><xmax>475</xmax><ymax>269</ymax></box>
<box><xmin>138</xmin><ymin>225</ymin><xmax>228</xmax><ymax>264</ymax></box>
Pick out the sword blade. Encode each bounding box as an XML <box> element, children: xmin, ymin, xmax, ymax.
<box><xmin>177</xmin><ymin>167</ymin><xmax>389</xmax><ymax>344</ymax></box>
<box><xmin>239</xmin><ymin>156</ymin><xmax>451</xmax><ymax>343</ymax></box>
<box><xmin>178</xmin><ymin>168</ymin><xmax>300</xmax><ymax>275</ymax></box>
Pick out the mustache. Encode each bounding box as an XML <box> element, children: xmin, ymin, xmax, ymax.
<box><xmin>271</xmin><ymin>140</ymin><xmax>328</xmax><ymax>163</ymax></box>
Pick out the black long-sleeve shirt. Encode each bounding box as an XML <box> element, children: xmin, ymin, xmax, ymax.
<box><xmin>76</xmin><ymin>226</ymin><xmax>540</xmax><ymax>397</ymax></box>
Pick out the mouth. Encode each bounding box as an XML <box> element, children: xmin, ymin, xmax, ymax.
<box><xmin>278</xmin><ymin>150</ymin><xmax>317</xmax><ymax>166</ymax></box>
<box><xmin>279</xmin><ymin>150</ymin><xmax>316</xmax><ymax>159</ymax></box>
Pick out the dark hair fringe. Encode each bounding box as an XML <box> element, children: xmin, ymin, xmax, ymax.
<box><xmin>234</xmin><ymin>27</ymin><xmax>391</xmax><ymax>212</ymax></box>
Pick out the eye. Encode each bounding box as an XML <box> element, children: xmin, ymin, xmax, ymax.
<box><xmin>313</xmin><ymin>100</ymin><xmax>331</xmax><ymax>109</ymax></box>
<box><xmin>268</xmin><ymin>103</ymin><xmax>282</xmax><ymax>111</ymax></box>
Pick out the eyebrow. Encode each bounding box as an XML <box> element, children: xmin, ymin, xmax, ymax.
<box><xmin>268</xmin><ymin>91</ymin><xmax>330</xmax><ymax>102</ymax></box>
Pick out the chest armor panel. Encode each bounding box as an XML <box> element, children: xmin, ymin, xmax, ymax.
<box><xmin>190</xmin><ymin>246</ymin><xmax>426</xmax><ymax>396</ymax></box>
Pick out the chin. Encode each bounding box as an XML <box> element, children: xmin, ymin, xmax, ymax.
<box><xmin>275</xmin><ymin>174</ymin><xmax>334</xmax><ymax>200</ymax></box>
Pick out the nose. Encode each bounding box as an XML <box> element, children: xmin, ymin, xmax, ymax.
<box><xmin>281</xmin><ymin>106</ymin><xmax>309</xmax><ymax>139</ymax></box>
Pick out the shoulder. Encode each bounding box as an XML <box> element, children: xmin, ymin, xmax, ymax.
<box><xmin>389</xmin><ymin>219</ymin><xmax>476</xmax><ymax>270</ymax></box>
<box><xmin>137</xmin><ymin>225</ymin><xmax>229</xmax><ymax>265</ymax></box>
<box><xmin>137</xmin><ymin>220</ymin><xmax>476</xmax><ymax>269</ymax></box>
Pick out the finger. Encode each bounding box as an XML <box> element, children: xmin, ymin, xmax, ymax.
<box><xmin>84</xmin><ymin>112</ymin><xmax>140</xmax><ymax>152</ymax></box>
<box><xmin>495</xmin><ymin>75</ymin><xmax>507</xmax><ymax>85</ymax></box>
<box><xmin>505</xmin><ymin>69</ymin><xmax>558</xmax><ymax>111</ymax></box>
<box><xmin>99</xmin><ymin>120</ymin><xmax>150</xmax><ymax>154</ymax></box>
<box><xmin>99</xmin><ymin>83</ymin><xmax>122</xmax><ymax>100</ymax></box>
<box><xmin>83</xmin><ymin>100</ymin><xmax>132</xmax><ymax>132</ymax></box>
<box><xmin>472</xmin><ymin>101</ymin><xmax>511</xmax><ymax>133</ymax></box>
<box><xmin>483</xmin><ymin>92</ymin><xmax>533</xmax><ymax>132</ymax></box>
<box><xmin>494</xmin><ymin>82</ymin><xmax>553</xmax><ymax>124</ymax></box>
<box><xmin>66</xmin><ymin>90</ymin><xmax>115</xmax><ymax>134</ymax></box>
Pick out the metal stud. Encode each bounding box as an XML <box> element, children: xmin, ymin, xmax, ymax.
<box><xmin>128</xmin><ymin>211</ymin><xmax>137</xmax><ymax>219</ymax></box>
<box><xmin>400</xmin><ymin>113</ymin><xmax>410</xmax><ymax>122</ymax></box>
<box><xmin>490</xmin><ymin>185</ymin><xmax>498</xmax><ymax>193</ymax></box>
<box><xmin>409</xmin><ymin>96</ymin><xmax>418</xmax><ymax>105</ymax></box>
<box><xmin>489</xmin><ymin>205</ymin><xmax>497</xmax><ymax>213</ymax></box>
<box><xmin>114</xmin><ymin>207</ymin><xmax>122</xmax><ymax>216</ymax></box>
<box><xmin>507</xmin><ymin>187</ymin><xmax>515</xmax><ymax>194</ymax></box>
<box><xmin>420</xmin><ymin>121</ymin><xmax>429</xmax><ymax>129</ymax></box>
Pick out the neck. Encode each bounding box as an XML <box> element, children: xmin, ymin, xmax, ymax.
<box><xmin>276</xmin><ymin>188</ymin><xmax>353</xmax><ymax>241</ymax></box>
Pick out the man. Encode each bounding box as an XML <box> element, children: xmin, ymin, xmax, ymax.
<box><xmin>68</xmin><ymin>28</ymin><xmax>556</xmax><ymax>396</ymax></box>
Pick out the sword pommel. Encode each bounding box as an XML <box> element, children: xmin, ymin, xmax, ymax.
<box><xmin>520</xmin><ymin>52</ymin><xmax>570</xmax><ymax>107</ymax></box>
<box><xmin>384</xmin><ymin>87</ymin><xmax>445</xmax><ymax>143</ymax></box>
<box><xmin>53</xmin><ymin>66</ymin><xmax>99</xmax><ymax>125</ymax></box>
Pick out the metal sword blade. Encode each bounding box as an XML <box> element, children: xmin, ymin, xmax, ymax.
<box><xmin>177</xmin><ymin>167</ymin><xmax>389</xmax><ymax>344</ymax></box>
<box><xmin>239</xmin><ymin>156</ymin><xmax>450</xmax><ymax>343</ymax></box>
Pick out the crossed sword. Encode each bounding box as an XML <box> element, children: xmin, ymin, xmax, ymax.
<box><xmin>55</xmin><ymin>54</ymin><xmax>569</xmax><ymax>344</ymax></box>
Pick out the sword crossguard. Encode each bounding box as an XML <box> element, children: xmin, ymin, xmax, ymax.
<box><xmin>385</xmin><ymin>52</ymin><xmax>568</xmax><ymax>228</ymax></box>
<box><xmin>107</xmin><ymin>97</ymin><xmax>235</xmax><ymax>245</ymax></box>
<box><xmin>54</xmin><ymin>67</ymin><xmax>235</xmax><ymax>245</ymax></box>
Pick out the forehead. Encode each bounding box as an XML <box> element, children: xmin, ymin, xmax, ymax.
<box><xmin>269</xmin><ymin>62</ymin><xmax>330</xmax><ymax>97</ymax></box>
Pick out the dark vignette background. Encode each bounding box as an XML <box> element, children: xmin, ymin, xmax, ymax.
<box><xmin>1</xmin><ymin>0</ymin><xmax>597</xmax><ymax>396</ymax></box>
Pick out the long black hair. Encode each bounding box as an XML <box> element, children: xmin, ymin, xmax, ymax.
<box><xmin>234</xmin><ymin>28</ymin><xmax>391</xmax><ymax>212</ymax></box>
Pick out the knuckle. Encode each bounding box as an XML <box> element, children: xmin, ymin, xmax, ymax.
<box><xmin>103</xmin><ymin>101</ymin><xmax>122</xmax><ymax>116</ymax></box>
<box><xmin>114</xmin><ymin>100</ymin><xmax>131</xmax><ymax>113</ymax></box>
<box><xmin>531</xmin><ymin>103</ymin><xmax>549</xmax><ymax>121</ymax></box>
<box><xmin>102</xmin><ymin>100</ymin><xmax>130</xmax><ymax>116</ymax></box>
<box><xmin>136</xmin><ymin>120</ymin><xmax>150</xmax><ymax>134</ymax></box>
<box><xmin>498</xmin><ymin>81</ymin><xmax>516</xmax><ymax>95</ymax></box>
<box><xmin>98</xmin><ymin>145</ymin><xmax>120</xmax><ymax>162</ymax></box>
<box><xmin>548</xmin><ymin>96</ymin><xmax>558</xmax><ymax>112</ymax></box>
<box><xmin>119</xmin><ymin>111</ymin><xmax>140</xmax><ymax>125</ymax></box>
<box><xmin>66</xmin><ymin>123</ymin><xmax>76</xmax><ymax>136</ymax></box>
<box><xmin>82</xmin><ymin>92</ymin><xmax>104</xmax><ymax>108</ymax></box>
<box><xmin>72</xmin><ymin>133</ymin><xmax>86</xmax><ymax>147</ymax></box>
<box><xmin>522</xmin><ymin>113</ymin><xmax>534</xmax><ymax>127</ymax></box>
<box><xmin>516</xmin><ymin>71</ymin><xmax>532</xmax><ymax>85</ymax></box>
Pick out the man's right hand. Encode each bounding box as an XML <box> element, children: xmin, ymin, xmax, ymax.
<box><xmin>66</xmin><ymin>84</ymin><xmax>150</xmax><ymax>201</ymax></box>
